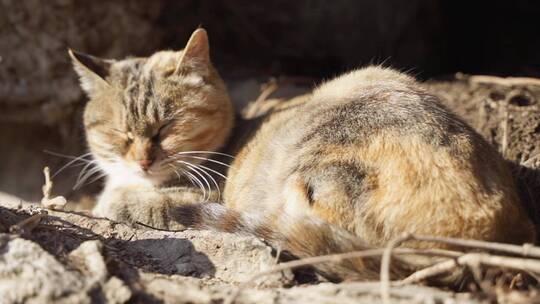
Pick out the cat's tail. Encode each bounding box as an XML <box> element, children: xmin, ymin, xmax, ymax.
<box><xmin>172</xmin><ymin>202</ymin><xmax>417</xmax><ymax>281</ymax></box>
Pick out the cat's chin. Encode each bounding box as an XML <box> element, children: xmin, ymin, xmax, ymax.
<box><xmin>106</xmin><ymin>170</ymin><xmax>169</xmax><ymax>189</ymax></box>
<box><xmin>107</xmin><ymin>173</ymin><xmax>167</xmax><ymax>187</ymax></box>
<box><xmin>98</xmin><ymin>161</ymin><xmax>172</xmax><ymax>188</ymax></box>
<box><xmin>143</xmin><ymin>172</ymin><xmax>171</xmax><ymax>187</ymax></box>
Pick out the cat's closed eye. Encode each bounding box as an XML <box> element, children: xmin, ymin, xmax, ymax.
<box><xmin>100</xmin><ymin>128</ymin><xmax>133</xmax><ymax>145</ymax></box>
<box><xmin>111</xmin><ymin>129</ymin><xmax>134</xmax><ymax>146</ymax></box>
<box><xmin>154</xmin><ymin>121</ymin><xmax>173</xmax><ymax>140</ymax></box>
<box><xmin>73</xmin><ymin>28</ymin><xmax>234</xmax><ymax>186</ymax></box>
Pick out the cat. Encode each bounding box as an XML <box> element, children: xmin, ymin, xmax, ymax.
<box><xmin>71</xmin><ymin>28</ymin><xmax>535</xmax><ymax>281</ymax></box>
<box><xmin>170</xmin><ymin>49</ymin><xmax>536</xmax><ymax>280</ymax></box>
<box><xmin>69</xmin><ymin>29</ymin><xmax>232</xmax><ymax>229</ymax></box>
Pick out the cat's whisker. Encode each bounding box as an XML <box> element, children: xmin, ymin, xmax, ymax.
<box><xmin>189</xmin><ymin>163</ymin><xmax>221</xmax><ymax>201</ymax></box>
<box><xmin>170</xmin><ymin>163</ymin><xmax>216</xmax><ymax>202</ymax></box>
<box><xmin>44</xmin><ymin>151</ymin><xmax>94</xmax><ymax>178</ymax></box>
<box><xmin>186</xmin><ymin>164</ymin><xmax>213</xmax><ymax>203</ymax></box>
<box><xmin>75</xmin><ymin>165</ymin><xmax>101</xmax><ymax>190</ymax></box>
<box><xmin>180</xmin><ymin>169</ymin><xmax>199</xmax><ymax>191</ymax></box>
<box><xmin>173</xmin><ymin>155</ymin><xmax>231</xmax><ymax>168</ymax></box>
<box><xmin>168</xmin><ymin>164</ymin><xmax>199</xmax><ymax>191</ymax></box>
<box><xmin>168</xmin><ymin>164</ymin><xmax>185</xmax><ymax>182</ymax></box>
<box><xmin>169</xmin><ymin>156</ymin><xmax>227</xmax><ymax>200</ymax></box>
<box><xmin>170</xmin><ymin>162</ymin><xmax>207</xmax><ymax>201</ymax></box>
<box><xmin>181</xmin><ymin>165</ymin><xmax>208</xmax><ymax>202</ymax></box>
<box><xmin>76</xmin><ymin>162</ymin><xmax>98</xmax><ymax>185</ymax></box>
<box><xmin>53</xmin><ymin>159</ymin><xmax>97</xmax><ymax>179</ymax></box>
<box><xmin>76</xmin><ymin>172</ymin><xmax>108</xmax><ymax>190</ymax></box>
<box><xmin>174</xmin><ymin>151</ymin><xmax>235</xmax><ymax>159</ymax></box>
<box><xmin>178</xmin><ymin>161</ymin><xmax>212</xmax><ymax>202</ymax></box>
<box><xmin>75</xmin><ymin>164</ymin><xmax>95</xmax><ymax>186</ymax></box>
<box><xmin>190</xmin><ymin>162</ymin><xmax>228</xmax><ymax>181</ymax></box>
<box><xmin>44</xmin><ymin>150</ymin><xmax>93</xmax><ymax>160</ymax></box>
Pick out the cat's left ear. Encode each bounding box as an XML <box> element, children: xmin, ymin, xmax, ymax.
<box><xmin>68</xmin><ymin>49</ymin><xmax>113</xmax><ymax>97</ymax></box>
<box><xmin>175</xmin><ymin>28</ymin><xmax>210</xmax><ymax>74</ymax></box>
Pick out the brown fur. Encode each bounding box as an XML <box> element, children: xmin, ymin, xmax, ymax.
<box><xmin>173</xmin><ymin>65</ymin><xmax>536</xmax><ymax>281</ymax></box>
<box><xmin>70</xmin><ymin>29</ymin><xmax>232</xmax><ymax>227</ymax></box>
<box><xmin>71</xmin><ymin>29</ymin><xmax>535</xmax><ymax>281</ymax></box>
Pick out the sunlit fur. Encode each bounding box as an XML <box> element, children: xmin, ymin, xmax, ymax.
<box><xmin>70</xmin><ymin>29</ymin><xmax>233</xmax><ymax>221</ymax></box>
<box><xmin>72</xmin><ymin>29</ymin><xmax>536</xmax><ymax>281</ymax></box>
<box><xmin>173</xmin><ymin>66</ymin><xmax>536</xmax><ymax>281</ymax></box>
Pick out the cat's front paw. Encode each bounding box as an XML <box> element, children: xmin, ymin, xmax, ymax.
<box><xmin>92</xmin><ymin>187</ymin><xmax>186</xmax><ymax>230</ymax></box>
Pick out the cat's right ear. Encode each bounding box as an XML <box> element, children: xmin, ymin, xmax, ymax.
<box><xmin>174</xmin><ymin>28</ymin><xmax>210</xmax><ymax>74</ymax></box>
<box><xmin>68</xmin><ymin>49</ymin><xmax>112</xmax><ymax>96</ymax></box>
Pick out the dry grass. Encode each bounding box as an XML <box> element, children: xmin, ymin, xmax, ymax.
<box><xmin>223</xmin><ymin>233</ymin><xmax>540</xmax><ymax>304</ymax></box>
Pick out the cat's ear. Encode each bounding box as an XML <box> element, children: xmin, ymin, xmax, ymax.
<box><xmin>175</xmin><ymin>28</ymin><xmax>210</xmax><ymax>74</ymax></box>
<box><xmin>68</xmin><ymin>49</ymin><xmax>113</xmax><ymax>96</ymax></box>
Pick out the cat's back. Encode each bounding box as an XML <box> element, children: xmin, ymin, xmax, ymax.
<box><xmin>242</xmin><ymin>66</ymin><xmax>479</xmax><ymax>157</ymax></box>
<box><xmin>298</xmin><ymin>66</ymin><xmax>471</xmax><ymax>147</ymax></box>
<box><xmin>225</xmin><ymin>66</ymin><xmax>535</xmax><ymax>246</ymax></box>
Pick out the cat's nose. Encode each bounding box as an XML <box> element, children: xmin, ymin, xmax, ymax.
<box><xmin>139</xmin><ymin>159</ymin><xmax>154</xmax><ymax>171</ymax></box>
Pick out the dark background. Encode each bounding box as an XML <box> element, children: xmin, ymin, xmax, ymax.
<box><xmin>1</xmin><ymin>0</ymin><xmax>539</xmax><ymax>201</ymax></box>
<box><xmin>155</xmin><ymin>0</ymin><xmax>540</xmax><ymax>79</ymax></box>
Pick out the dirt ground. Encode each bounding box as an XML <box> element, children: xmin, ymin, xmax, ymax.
<box><xmin>1</xmin><ymin>75</ymin><xmax>540</xmax><ymax>303</ymax></box>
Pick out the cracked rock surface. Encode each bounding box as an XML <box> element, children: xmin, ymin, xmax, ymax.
<box><xmin>0</xmin><ymin>201</ymin><xmax>477</xmax><ymax>304</ymax></box>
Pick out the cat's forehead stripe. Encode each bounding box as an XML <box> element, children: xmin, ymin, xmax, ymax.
<box><xmin>118</xmin><ymin>68</ymin><xmax>164</xmax><ymax>133</ymax></box>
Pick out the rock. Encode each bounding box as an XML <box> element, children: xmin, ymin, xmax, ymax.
<box><xmin>103</xmin><ymin>276</ymin><xmax>132</xmax><ymax>304</ymax></box>
<box><xmin>139</xmin><ymin>273</ymin><xmax>214</xmax><ymax>304</ymax></box>
<box><xmin>0</xmin><ymin>204</ymin><xmax>487</xmax><ymax>303</ymax></box>
<box><xmin>137</xmin><ymin>273</ymin><xmax>477</xmax><ymax>304</ymax></box>
<box><xmin>69</xmin><ymin>240</ymin><xmax>108</xmax><ymax>283</ymax></box>
<box><xmin>45</xmin><ymin>207</ymin><xmax>293</xmax><ymax>286</ymax></box>
<box><xmin>0</xmin><ymin>234</ymin><xmax>90</xmax><ymax>303</ymax></box>
<box><xmin>0</xmin><ymin>205</ymin><xmax>293</xmax><ymax>287</ymax></box>
<box><xmin>128</xmin><ymin>229</ymin><xmax>293</xmax><ymax>286</ymax></box>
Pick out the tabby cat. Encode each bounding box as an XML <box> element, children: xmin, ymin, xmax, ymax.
<box><xmin>71</xmin><ymin>28</ymin><xmax>535</xmax><ymax>281</ymax></box>
<box><xmin>70</xmin><ymin>29</ymin><xmax>230</xmax><ymax>229</ymax></box>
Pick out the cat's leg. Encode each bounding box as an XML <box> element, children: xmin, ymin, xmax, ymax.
<box><xmin>93</xmin><ymin>186</ymin><xmax>219</xmax><ymax>230</ymax></box>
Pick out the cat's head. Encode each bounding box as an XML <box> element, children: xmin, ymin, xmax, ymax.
<box><xmin>69</xmin><ymin>29</ymin><xmax>234</xmax><ymax>187</ymax></box>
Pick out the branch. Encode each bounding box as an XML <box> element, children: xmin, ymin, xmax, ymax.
<box><xmin>409</xmin><ymin>235</ymin><xmax>540</xmax><ymax>258</ymax></box>
<box><xmin>397</xmin><ymin>253</ymin><xmax>540</xmax><ymax>286</ymax></box>
<box><xmin>224</xmin><ymin>246</ymin><xmax>461</xmax><ymax>304</ymax></box>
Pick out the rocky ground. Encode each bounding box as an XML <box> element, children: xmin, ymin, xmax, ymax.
<box><xmin>1</xmin><ymin>75</ymin><xmax>540</xmax><ymax>303</ymax></box>
<box><xmin>0</xmin><ymin>199</ymin><xmax>482</xmax><ymax>304</ymax></box>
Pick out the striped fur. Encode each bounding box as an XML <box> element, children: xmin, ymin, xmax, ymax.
<box><xmin>71</xmin><ymin>29</ymin><xmax>535</xmax><ymax>280</ymax></box>
<box><xmin>70</xmin><ymin>29</ymin><xmax>233</xmax><ymax>226</ymax></box>
<box><xmin>173</xmin><ymin>202</ymin><xmax>417</xmax><ymax>281</ymax></box>
<box><xmin>174</xmin><ymin>66</ymin><xmax>536</xmax><ymax>281</ymax></box>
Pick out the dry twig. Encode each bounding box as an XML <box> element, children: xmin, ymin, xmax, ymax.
<box><xmin>383</xmin><ymin>234</ymin><xmax>540</xmax><ymax>288</ymax></box>
<box><xmin>469</xmin><ymin>75</ymin><xmax>540</xmax><ymax>87</ymax></box>
<box><xmin>243</xmin><ymin>78</ymin><xmax>281</xmax><ymax>118</ymax></box>
<box><xmin>41</xmin><ymin>166</ymin><xmax>67</xmax><ymax>210</ymax></box>
<box><xmin>224</xmin><ymin>247</ymin><xmax>459</xmax><ymax>304</ymax></box>
<box><xmin>398</xmin><ymin>253</ymin><xmax>540</xmax><ymax>286</ymax></box>
<box><xmin>225</xmin><ymin>232</ymin><xmax>540</xmax><ymax>303</ymax></box>
<box><xmin>499</xmin><ymin>101</ymin><xmax>509</xmax><ymax>157</ymax></box>
<box><xmin>409</xmin><ymin>235</ymin><xmax>540</xmax><ymax>258</ymax></box>
<box><xmin>522</xmin><ymin>152</ymin><xmax>540</xmax><ymax>167</ymax></box>
<box><xmin>254</xmin><ymin>78</ymin><xmax>279</xmax><ymax>104</ymax></box>
<box><xmin>380</xmin><ymin>233</ymin><xmax>413</xmax><ymax>304</ymax></box>
<box><xmin>9</xmin><ymin>210</ymin><xmax>48</xmax><ymax>235</ymax></box>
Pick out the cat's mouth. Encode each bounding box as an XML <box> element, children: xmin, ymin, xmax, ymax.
<box><xmin>120</xmin><ymin>160</ymin><xmax>171</xmax><ymax>186</ymax></box>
